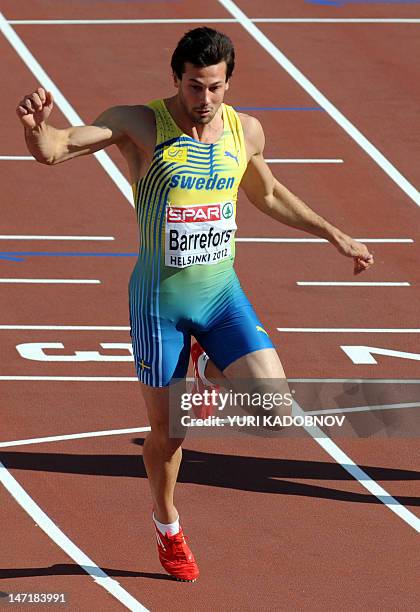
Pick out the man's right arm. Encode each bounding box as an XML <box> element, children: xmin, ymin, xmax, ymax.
<box><xmin>17</xmin><ymin>87</ymin><xmax>127</xmax><ymax>165</ymax></box>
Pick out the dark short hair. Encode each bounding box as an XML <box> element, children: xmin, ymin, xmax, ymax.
<box><xmin>171</xmin><ymin>27</ymin><xmax>235</xmax><ymax>81</ymax></box>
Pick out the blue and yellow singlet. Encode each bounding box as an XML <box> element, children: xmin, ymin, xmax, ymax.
<box><xmin>129</xmin><ymin>99</ymin><xmax>273</xmax><ymax>386</ymax></box>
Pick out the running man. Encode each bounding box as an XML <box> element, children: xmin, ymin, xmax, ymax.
<box><xmin>17</xmin><ymin>28</ymin><xmax>374</xmax><ymax>582</ymax></box>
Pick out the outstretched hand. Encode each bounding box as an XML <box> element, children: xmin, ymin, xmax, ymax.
<box><xmin>334</xmin><ymin>233</ymin><xmax>374</xmax><ymax>275</ymax></box>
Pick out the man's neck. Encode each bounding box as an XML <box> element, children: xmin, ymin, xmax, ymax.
<box><xmin>166</xmin><ymin>96</ymin><xmax>224</xmax><ymax>144</ymax></box>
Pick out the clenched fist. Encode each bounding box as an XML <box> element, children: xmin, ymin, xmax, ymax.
<box><xmin>16</xmin><ymin>87</ymin><xmax>54</xmax><ymax>129</ymax></box>
<box><xmin>334</xmin><ymin>232</ymin><xmax>374</xmax><ymax>275</ymax></box>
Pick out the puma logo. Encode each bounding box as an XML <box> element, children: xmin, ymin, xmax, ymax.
<box><xmin>224</xmin><ymin>150</ymin><xmax>239</xmax><ymax>165</ymax></box>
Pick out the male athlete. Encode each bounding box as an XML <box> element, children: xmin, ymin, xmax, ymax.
<box><xmin>17</xmin><ymin>28</ymin><xmax>373</xmax><ymax>582</ymax></box>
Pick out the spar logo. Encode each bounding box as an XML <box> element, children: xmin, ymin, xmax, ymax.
<box><xmin>167</xmin><ymin>203</ymin><xmax>223</xmax><ymax>223</ymax></box>
<box><xmin>222</xmin><ymin>202</ymin><xmax>234</xmax><ymax>219</ymax></box>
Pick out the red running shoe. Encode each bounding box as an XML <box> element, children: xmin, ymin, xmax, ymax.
<box><xmin>154</xmin><ymin>525</ymin><xmax>200</xmax><ymax>582</ymax></box>
<box><xmin>190</xmin><ymin>341</ymin><xmax>219</xmax><ymax>418</ymax></box>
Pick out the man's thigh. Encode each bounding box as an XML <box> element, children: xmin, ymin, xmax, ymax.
<box><xmin>222</xmin><ymin>347</ymin><xmax>286</xmax><ymax>379</ymax></box>
<box><xmin>195</xmin><ymin>279</ymin><xmax>275</xmax><ymax>373</ymax></box>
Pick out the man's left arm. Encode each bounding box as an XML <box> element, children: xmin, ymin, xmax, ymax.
<box><xmin>240</xmin><ymin>117</ymin><xmax>374</xmax><ymax>274</ymax></box>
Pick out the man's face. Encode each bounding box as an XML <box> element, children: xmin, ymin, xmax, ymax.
<box><xmin>174</xmin><ymin>61</ymin><xmax>230</xmax><ymax>124</ymax></box>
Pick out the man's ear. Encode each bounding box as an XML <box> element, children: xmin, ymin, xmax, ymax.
<box><xmin>225</xmin><ymin>78</ymin><xmax>230</xmax><ymax>91</ymax></box>
<box><xmin>173</xmin><ymin>71</ymin><xmax>180</xmax><ymax>89</ymax></box>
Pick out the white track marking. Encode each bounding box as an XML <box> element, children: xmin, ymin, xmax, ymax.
<box><xmin>289</xmin><ymin>378</ymin><xmax>420</xmax><ymax>383</ymax></box>
<box><xmin>266</xmin><ymin>158</ymin><xmax>343</xmax><ymax>163</ymax></box>
<box><xmin>297</xmin><ymin>281</ymin><xmax>410</xmax><ymax>287</ymax></box>
<box><xmin>291</xmin><ymin>402</ymin><xmax>420</xmax><ymax>533</ymax></box>
<box><xmin>237</xmin><ymin>238</ymin><xmax>413</xmax><ymax>243</ymax></box>
<box><xmin>0</xmin><ymin>463</ymin><xmax>148</xmax><ymax>610</ymax></box>
<box><xmin>0</xmin><ymin>325</ymin><xmax>129</xmax><ymax>330</ymax></box>
<box><xmin>0</xmin><ymin>155</ymin><xmax>33</xmax><ymax>160</ymax></box>
<box><xmin>255</xmin><ymin>18</ymin><xmax>420</xmax><ymax>24</ymax></box>
<box><xmin>2</xmin><ymin>156</ymin><xmax>344</xmax><ymax>164</ymax></box>
<box><xmin>0</xmin><ymin>235</ymin><xmax>114</xmax><ymax>241</ymax></box>
<box><xmin>218</xmin><ymin>0</ymin><xmax>420</xmax><ymax>208</ymax></box>
<box><xmin>1</xmin><ymin>401</ymin><xmax>417</xmax><ymax>448</ymax></box>
<box><xmin>0</xmin><ymin>236</ymin><xmax>410</xmax><ymax>243</ymax></box>
<box><xmin>278</xmin><ymin>327</ymin><xmax>420</xmax><ymax>332</ymax></box>
<box><xmin>2</xmin><ymin>375</ymin><xmax>417</xmax><ymax>383</ymax></box>
<box><xmin>0</xmin><ymin>426</ymin><xmax>151</xmax><ymax>448</ymax></box>
<box><xmin>306</xmin><ymin>402</ymin><xmax>420</xmax><ymax>417</ymax></box>
<box><xmin>0</xmin><ymin>13</ymin><xmax>133</xmax><ymax>206</ymax></box>
<box><xmin>8</xmin><ymin>18</ymin><xmax>238</xmax><ymax>25</ymax></box>
<box><xmin>8</xmin><ymin>18</ymin><xmax>420</xmax><ymax>25</ymax></box>
<box><xmin>0</xmin><ymin>376</ymin><xmax>138</xmax><ymax>381</ymax></box>
<box><xmin>0</xmin><ymin>279</ymin><xmax>100</xmax><ymax>284</ymax></box>
<box><xmin>0</xmin><ymin>325</ymin><xmax>417</xmax><ymax>332</ymax></box>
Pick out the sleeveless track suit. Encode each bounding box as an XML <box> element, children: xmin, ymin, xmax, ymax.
<box><xmin>129</xmin><ymin>99</ymin><xmax>273</xmax><ymax>387</ymax></box>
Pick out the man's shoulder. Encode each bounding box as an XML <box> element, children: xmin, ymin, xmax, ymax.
<box><xmin>116</xmin><ymin>104</ymin><xmax>156</xmax><ymax>145</ymax></box>
<box><xmin>113</xmin><ymin>104</ymin><xmax>155</xmax><ymax>125</ymax></box>
<box><xmin>237</xmin><ymin>112</ymin><xmax>265</xmax><ymax>155</ymax></box>
<box><xmin>93</xmin><ymin>104</ymin><xmax>155</xmax><ymax>129</ymax></box>
<box><xmin>93</xmin><ymin>104</ymin><xmax>156</xmax><ymax>153</ymax></box>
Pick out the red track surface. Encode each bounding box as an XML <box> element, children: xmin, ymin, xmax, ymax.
<box><xmin>1</xmin><ymin>1</ymin><xmax>419</xmax><ymax>610</ymax></box>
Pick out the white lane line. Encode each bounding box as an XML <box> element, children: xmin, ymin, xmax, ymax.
<box><xmin>278</xmin><ymin>327</ymin><xmax>420</xmax><ymax>332</ymax></box>
<box><xmin>0</xmin><ymin>13</ymin><xmax>133</xmax><ymax>206</ymax></box>
<box><xmin>297</xmin><ymin>281</ymin><xmax>410</xmax><ymax>287</ymax></box>
<box><xmin>8</xmin><ymin>18</ymin><xmax>238</xmax><ymax>25</ymax></box>
<box><xmin>289</xmin><ymin>378</ymin><xmax>420</xmax><ymax>383</ymax></box>
<box><xmin>291</xmin><ymin>402</ymin><xmax>420</xmax><ymax>533</ymax></box>
<box><xmin>1</xmin><ymin>375</ymin><xmax>418</xmax><ymax>383</ymax></box>
<box><xmin>306</xmin><ymin>401</ymin><xmax>420</xmax><ymax>417</ymax></box>
<box><xmin>266</xmin><ymin>158</ymin><xmax>343</xmax><ymax>163</ymax></box>
<box><xmin>6</xmin><ymin>234</ymin><xmax>408</xmax><ymax>245</ymax></box>
<box><xmin>0</xmin><ymin>376</ymin><xmax>138</xmax><ymax>381</ymax></box>
<box><xmin>8</xmin><ymin>18</ymin><xmax>420</xmax><ymax>25</ymax></box>
<box><xmin>0</xmin><ymin>156</ymin><xmax>344</xmax><ymax>164</ymax></box>
<box><xmin>236</xmin><ymin>238</ymin><xmax>413</xmax><ymax>243</ymax></box>
<box><xmin>0</xmin><ymin>235</ymin><xmax>115</xmax><ymax>241</ymax></box>
<box><xmin>218</xmin><ymin>0</ymin><xmax>420</xmax><ymax>208</ymax></box>
<box><xmin>0</xmin><ymin>463</ymin><xmax>148</xmax><ymax>610</ymax></box>
<box><xmin>0</xmin><ymin>155</ymin><xmax>343</xmax><ymax>166</ymax></box>
<box><xmin>0</xmin><ymin>155</ymin><xmax>33</xmax><ymax>160</ymax></box>
<box><xmin>0</xmin><ymin>279</ymin><xmax>101</xmax><ymax>284</ymax></box>
<box><xmin>0</xmin><ymin>426</ymin><xmax>151</xmax><ymax>448</ymax></box>
<box><xmin>254</xmin><ymin>18</ymin><xmax>420</xmax><ymax>24</ymax></box>
<box><xmin>0</xmin><ymin>325</ymin><xmax>129</xmax><ymax>330</ymax></box>
<box><xmin>0</xmin><ymin>325</ymin><xmax>417</xmax><ymax>332</ymax></box>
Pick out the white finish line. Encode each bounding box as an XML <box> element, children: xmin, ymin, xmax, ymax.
<box><xmin>0</xmin><ymin>279</ymin><xmax>101</xmax><ymax>284</ymax></box>
<box><xmin>0</xmin><ymin>463</ymin><xmax>148</xmax><ymax>611</ymax></box>
<box><xmin>297</xmin><ymin>281</ymin><xmax>410</xmax><ymax>287</ymax></box>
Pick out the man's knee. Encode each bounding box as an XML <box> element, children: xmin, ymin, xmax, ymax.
<box><xmin>146</xmin><ymin>424</ymin><xmax>184</xmax><ymax>458</ymax></box>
